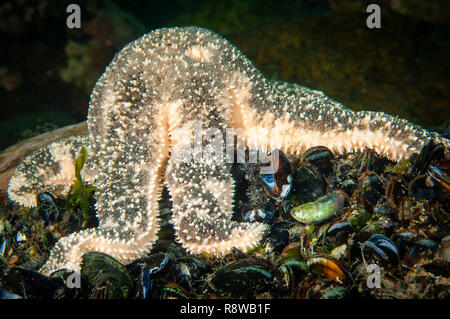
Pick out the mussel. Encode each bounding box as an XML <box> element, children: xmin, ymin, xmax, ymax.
<box><xmin>357</xmin><ymin>149</ymin><xmax>388</xmax><ymax>174</ymax></box>
<box><xmin>404</xmin><ymin>238</ymin><xmax>437</xmax><ymax>265</ymax></box>
<box><xmin>385</xmin><ymin>177</ymin><xmax>407</xmax><ymax>209</ymax></box>
<box><xmin>159</xmin><ymin>282</ymin><xmax>190</xmax><ymax>299</ymax></box>
<box><xmin>361</xmin><ymin>234</ymin><xmax>400</xmax><ymax>268</ymax></box>
<box><xmin>263</xmin><ymin>223</ymin><xmax>290</xmax><ymax>254</ymax></box>
<box><xmin>172</xmin><ymin>256</ymin><xmax>209</xmax><ymax>291</ymax></box>
<box><xmin>274</xmin><ymin>260</ymin><xmax>308</xmax><ymax>296</ymax></box>
<box><xmin>409</xmin><ymin>175</ymin><xmax>439</xmax><ymax>202</ymax></box>
<box><xmin>360</xmin><ymin>173</ymin><xmax>383</xmax><ymax>210</ymax></box>
<box><xmin>410</xmin><ymin>140</ymin><xmax>445</xmax><ymax>175</ymax></box>
<box><xmin>209</xmin><ymin>258</ymin><xmax>273</xmax><ymax>297</ymax></box>
<box><xmin>36</xmin><ymin>192</ymin><xmax>59</xmax><ymax>226</ymax></box>
<box><xmin>291</xmin><ymin>163</ymin><xmax>327</xmax><ymax>204</ymax></box>
<box><xmin>324</xmin><ymin>221</ymin><xmax>355</xmax><ymax>246</ymax></box>
<box><xmin>427</xmin><ymin>165</ymin><xmax>450</xmax><ymax>192</ymax></box>
<box><xmin>307</xmin><ymin>256</ymin><xmax>348</xmax><ymax>285</ymax></box>
<box><xmin>290</xmin><ymin>192</ymin><xmax>345</xmax><ymax>224</ymax></box>
<box><xmin>302</xmin><ymin>146</ymin><xmax>335</xmax><ymax>178</ymax></box>
<box><xmin>259</xmin><ymin>149</ymin><xmax>293</xmax><ymax>200</ymax></box>
<box><xmin>81</xmin><ymin>252</ymin><xmax>134</xmax><ymax>299</ymax></box>
<box><xmin>140</xmin><ymin>252</ymin><xmax>173</xmax><ymax>299</ymax></box>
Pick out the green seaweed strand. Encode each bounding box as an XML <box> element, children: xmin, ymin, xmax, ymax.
<box><xmin>65</xmin><ymin>146</ymin><xmax>96</xmax><ymax>221</ymax></box>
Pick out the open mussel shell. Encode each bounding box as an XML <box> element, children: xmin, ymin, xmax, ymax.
<box><xmin>172</xmin><ymin>256</ymin><xmax>210</xmax><ymax>291</ymax></box>
<box><xmin>408</xmin><ymin>175</ymin><xmax>439</xmax><ymax>202</ymax></box>
<box><xmin>427</xmin><ymin>165</ymin><xmax>450</xmax><ymax>192</ymax></box>
<box><xmin>209</xmin><ymin>258</ymin><xmax>273</xmax><ymax>297</ymax></box>
<box><xmin>291</xmin><ymin>163</ymin><xmax>327</xmax><ymax>204</ymax></box>
<box><xmin>357</xmin><ymin>149</ymin><xmax>388</xmax><ymax>174</ymax></box>
<box><xmin>263</xmin><ymin>224</ymin><xmax>290</xmax><ymax>254</ymax></box>
<box><xmin>36</xmin><ymin>192</ymin><xmax>59</xmax><ymax>226</ymax></box>
<box><xmin>290</xmin><ymin>192</ymin><xmax>345</xmax><ymax>224</ymax></box>
<box><xmin>259</xmin><ymin>149</ymin><xmax>293</xmax><ymax>200</ymax></box>
<box><xmin>274</xmin><ymin>260</ymin><xmax>308</xmax><ymax>295</ymax></box>
<box><xmin>410</xmin><ymin>140</ymin><xmax>445</xmax><ymax>175</ymax></box>
<box><xmin>322</xmin><ymin>221</ymin><xmax>355</xmax><ymax>246</ymax></box>
<box><xmin>159</xmin><ymin>282</ymin><xmax>190</xmax><ymax>299</ymax></box>
<box><xmin>359</xmin><ymin>173</ymin><xmax>383</xmax><ymax>211</ymax></box>
<box><xmin>81</xmin><ymin>252</ymin><xmax>134</xmax><ymax>299</ymax></box>
<box><xmin>307</xmin><ymin>256</ymin><xmax>348</xmax><ymax>285</ymax></box>
<box><xmin>136</xmin><ymin>252</ymin><xmax>173</xmax><ymax>299</ymax></box>
<box><xmin>361</xmin><ymin>234</ymin><xmax>400</xmax><ymax>269</ymax></box>
<box><xmin>385</xmin><ymin>177</ymin><xmax>407</xmax><ymax>210</ymax></box>
<box><xmin>301</xmin><ymin>146</ymin><xmax>335</xmax><ymax>178</ymax></box>
<box><xmin>404</xmin><ymin>238</ymin><xmax>438</xmax><ymax>266</ymax></box>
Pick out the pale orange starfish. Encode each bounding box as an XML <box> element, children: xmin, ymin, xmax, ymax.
<box><xmin>7</xmin><ymin>27</ymin><xmax>448</xmax><ymax>275</ymax></box>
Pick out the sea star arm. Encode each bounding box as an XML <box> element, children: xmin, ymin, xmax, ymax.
<box><xmin>275</xmin><ymin>82</ymin><xmax>450</xmax><ymax>160</ymax></box>
<box><xmin>165</xmin><ymin>129</ymin><xmax>268</xmax><ymax>255</ymax></box>
<box><xmin>38</xmin><ymin>104</ymin><xmax>164</xmax><ymax>275</ymax></box>
<box><xmin>234</xmin><ymin>80</ymin><xmax>449</xmax><ymax>162</ymax></box>
<box><xmin>7</xmin><ymin>135</ymin><xmax>96</xmax><ymax>208</ymax></box>
<box><xmin>40</xmin><ymin>36</ymin><xmax>175</xmax><ymax>274</ymax></box>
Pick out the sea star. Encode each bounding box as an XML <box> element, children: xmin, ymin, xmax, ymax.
<box><xmin>7</xmin><ymin>27</ymin><xmax>449</xmax><ymax>276</ymax></box>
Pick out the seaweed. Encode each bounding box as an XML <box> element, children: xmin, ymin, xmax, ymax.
<box><xmin>65</xmin><ymin>146</ymin><xmax>96</xmax><ymax>222</ymax></box>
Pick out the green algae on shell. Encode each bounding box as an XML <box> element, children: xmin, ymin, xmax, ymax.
<box><xmin>290</xmin><ymin>192</ymin><xmax>345</xmax><ymax>224</ymax></box>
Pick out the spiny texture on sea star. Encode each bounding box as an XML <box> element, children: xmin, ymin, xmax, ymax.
<box><xmin>7</xmin><ymin>27</ymin><xmax>449</xmax><ymax>275</ymax></box>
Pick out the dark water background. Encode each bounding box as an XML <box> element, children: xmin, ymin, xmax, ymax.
<box><xmin>0</xmin><ymin>0</ymin><xmax>449</xmax><ymax>151</ymax></box>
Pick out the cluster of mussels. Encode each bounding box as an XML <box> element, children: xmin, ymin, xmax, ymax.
<box><xmin>0</xmin><ymin>140</ymin><xmax>449</xmax><ymax>299</ymax></box>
